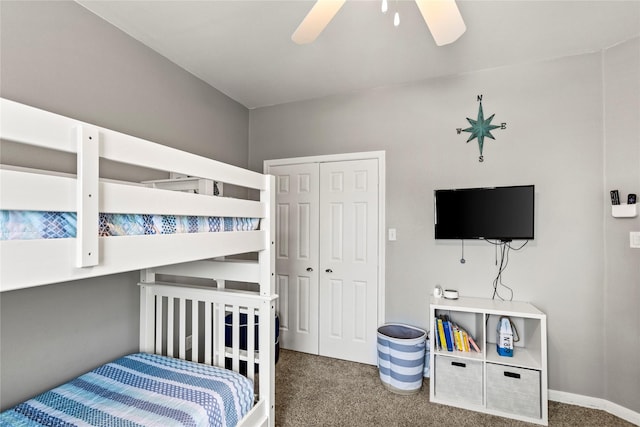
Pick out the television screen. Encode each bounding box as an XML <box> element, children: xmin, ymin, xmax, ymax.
<box><xmin>434</xmin><ymin>185</ymin><xmax>534</xmax><ymax>241</ymax></box>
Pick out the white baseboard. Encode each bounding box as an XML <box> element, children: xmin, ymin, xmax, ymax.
<box><xmin>549</xmin><ymin>389</ymin><xmax>640</xmax><ymax>426</ymax></box>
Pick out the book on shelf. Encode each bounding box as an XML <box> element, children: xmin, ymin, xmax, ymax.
<box><xmin>442</xmin><ymin>319</ymin><xmax>454</xmax><ymax>351</ymax></box>
<box><xmin>436</xmin><ymin>318</ymin><xmax>447</xmax><ymax>351</ymax></box>
<box><xmin>467</xmin><ymin>334</ymin><xmax>481</xmax><ymax>353</ymax></box>
<box><xmin>453</xmin><ymin>325</ymin><xmax>463</xmax><ymax>351</ymax></box>
<box><xmin>462</xmin><ymin>330</ymin><xmax>470</xmax><ymax>352</ymax></box>
<box><xmin>434</xmin><ymin>314</ymin><xmax>481</xmax><ymax>353</ymax></box>
<box><xmin>458</xmin><ymin>330</ymin><xmax>469</xmax><ymax>352</ymax></box>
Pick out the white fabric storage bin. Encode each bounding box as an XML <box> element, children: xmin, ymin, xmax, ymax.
<box><xmin>434</xmin><ymin>355</ymin><xmax>483</xmax><ymax>405</ymax></box>
<box><xmin>377</xmin><ymin>324</ymin><xmax>426</xmax><ymax>394</ymax></box>
<box><xmin>486</xmin><ymin>363</ymin><xmax>541</xmax><ymax>419</ymax></box>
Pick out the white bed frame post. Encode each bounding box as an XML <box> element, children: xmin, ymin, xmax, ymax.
<box><xmin>260</xmin><ymin>175</ymin><xmax>276</xmax><ymax>297</ymax></box>
<box><xmin>75</xmin><ymin>125</ymin><xmax>99</xmax><ymax>268</ymax></box>
<box><xmin>139</xmin><ymin>270</ymin><xmax>156</xmax><ymax>354</ymax></box>
<box><xmin>265</xmin><ymin>174</ymin><xmax>276</xmax><ymax>425</ymax></box>
<box><xmin>260</xmin><ymin>296</ymin><xmax>276</xmax><ymax>427</ymax></box>
<box><xmin>237</xmin><ymin>174</ymin><xmax>276</xmax><ymax>427</ymax></box>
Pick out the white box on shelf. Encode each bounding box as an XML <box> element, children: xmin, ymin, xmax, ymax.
<box><xmin>434</xmin><ymin>355</ymin><xmax>483</xmax><ymax>406</ymax></box>
<box><xmin>486</xmin><ymin>363</ymin><xmax>541</xmax><ymax>419</ymax></box>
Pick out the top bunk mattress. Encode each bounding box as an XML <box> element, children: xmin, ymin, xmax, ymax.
<box><xmin>0</xmin><ymin>352</ymin><xmax>254</xmax><ymax>427</ymax></box>
<box><xmin>1</xmin><ymin>211</ymin><xmax>259</xmax><ymax>240</ymax></box>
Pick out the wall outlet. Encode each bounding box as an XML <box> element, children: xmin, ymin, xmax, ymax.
<box><xmin>630</xmin><ymin>232</ymin><xmax>640</xmax><ymax>249</ymax></box>
<box><xmin>185</xmin><ymin>335</ymin><xmax>193</xmax><ymax>351</ymax></box>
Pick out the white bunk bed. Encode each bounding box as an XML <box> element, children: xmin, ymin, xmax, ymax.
<box><xmin>0</xmin><ymin>98</ymin><xmax>277</xmax><ymax>427</ymax></box>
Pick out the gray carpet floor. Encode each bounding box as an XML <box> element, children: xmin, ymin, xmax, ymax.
<box><xmin>274</xmin><ymin>349</ymin><xmax>635</xmax><ymax>427</ymax></box>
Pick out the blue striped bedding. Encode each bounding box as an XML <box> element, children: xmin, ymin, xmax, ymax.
<box><xmin>0</xmin><ymin>353</ymin><xmax>254</xmax><ymax>427</ymax></box>
<box><xmin>0</xmin><ymin>211</ymin><xmax>260</xmax><ymax>240</ymax></box>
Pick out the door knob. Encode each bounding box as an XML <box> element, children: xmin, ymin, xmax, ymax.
<box><xmin>306</xmin><ymin>267</ymin><xmax>313</xmax><ymax>272</ymax></box>
<box><xmin>325</xmin><ymin>269</ymin><xmax>333</xmax><ymax>273</ymax></box>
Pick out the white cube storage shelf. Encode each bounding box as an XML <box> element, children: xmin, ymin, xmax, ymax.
<box><xmin>429</xmin><ymin>296</ymin><xmax>548</xmax><ymax>426</ymax></box>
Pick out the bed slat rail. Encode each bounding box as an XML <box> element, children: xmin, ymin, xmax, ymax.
<box><xmin>0</xmin><ymin>98</ymin><xmax>267</xmax><ymax>191</ymax></box>
<box><xmin>150</xmin><ymin>260</ymin><xmax>261</xmax><ymax>283</ymax></box>
<box><xmin>139</xmin><ymin>282</ymin><xmax>276</xmax><ymax>407</ymax></box>
<box><xmin>1</xmin><ymin>231</ymin><xmax>267</xmax><ymax>292</ymax></box>
<box><xmin>0</xmin><ymin>169</ymin><xmax>75</xmax><ymax>212</ymax></box>
<box><xmin>0</xmin><ymin>169</ymin><xmax>266</xmax><ymax>218</ymax></box>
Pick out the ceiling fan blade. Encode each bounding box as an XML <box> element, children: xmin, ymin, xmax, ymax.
<box><xmin>292</xmin><ymin>0</ymin><xmax>346</xmax><ymax>44</ymax></box>
<box><xmin>415</xmin><ymin>0</ymin><xmax>466</xmax><ymax>46</ymax></box>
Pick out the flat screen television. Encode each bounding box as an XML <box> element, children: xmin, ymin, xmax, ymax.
<box><xmin>434</xmin><ymin>185</ymin><xmax>535</xmax><ymax>241</ymax></box>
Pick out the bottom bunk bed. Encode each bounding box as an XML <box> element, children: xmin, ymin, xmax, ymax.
<box><xmin>0</xmin><ymin>353</ymin><xmax>253</xmax><ymax>427</ymax></box>
<box><xmin>0</xmin><ymin>281</ymin><xmax>278</xmax><ymax>427</ymax></box>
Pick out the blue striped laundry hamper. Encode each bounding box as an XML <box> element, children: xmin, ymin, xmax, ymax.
<box><xmin>377</xmin><ymin>324</ymin><xmax>427</xmax><ymax>394</ymax></box>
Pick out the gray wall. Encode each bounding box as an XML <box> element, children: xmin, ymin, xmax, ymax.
<box><xmin>603</xmin><ymin>38</ymin><xmax>640</xmax><ymax>412</ymax></box>
<box><xmin>0</xmin><ymin>1</ymin><xmax>248</xmax><ymax>409</ymax></box>
<box><xmin>249</xmin><ymin>40</ymin><xmax>640</xmax><ymax>410</ymax></box>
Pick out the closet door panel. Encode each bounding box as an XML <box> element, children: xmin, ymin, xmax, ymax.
<box><xmin>319</xmin><ymin>159</ymin><xmax>379</xmax><ymax>364</ymax></box>
<box><xmin>270</xmin><ymin>163</ymin><xmax>320</xmax><ymax>354</ymax></box>
<box><xmin>329</xmin><ymin>202</ymin><xmax>344</xmax><ymax>260</ymax></box>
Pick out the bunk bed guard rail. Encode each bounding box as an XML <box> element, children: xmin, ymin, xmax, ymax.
<box><xmin>0</xmin><ymin>98</ymin><xmax>275</xmax><ymax>293</ymax></box>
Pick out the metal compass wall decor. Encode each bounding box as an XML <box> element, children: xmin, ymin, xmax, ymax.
<box><xmin>456</xmin><ymin>95</ymin><xmax>506</xmax><ymax>162</ymax></box>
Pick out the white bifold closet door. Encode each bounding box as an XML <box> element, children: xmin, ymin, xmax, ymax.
<box><xmin>272</xmin><ymin>162</ymin><xmax>320</xmax><ymax>355</ymax></box>
<box><xmin>270</xmin><ymin>159</ymin><xmax>379</xmax><ymax>365</ymax></box>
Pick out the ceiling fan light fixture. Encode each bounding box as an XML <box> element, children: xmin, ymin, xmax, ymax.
<box><xmin>291</xmin><ymin>0</ymin><xmax>346</xmax><ymax>44</ymax></box>
<box><xmin>415</xmin><ymin>0</ymin><xmax>466</xmax><ymax>46</ymax></box>
<box><xmin>292</xmin><ymin>0</ymin><xmax>465</xmax><ymax>46</ymax></box>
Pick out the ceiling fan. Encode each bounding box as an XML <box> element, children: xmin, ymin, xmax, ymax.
<box><xmin>292</xmin><ymin>0</ymin><xmax>466</xmax><ymax>46</ymax></box>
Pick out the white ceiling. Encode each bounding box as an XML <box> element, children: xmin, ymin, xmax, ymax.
<box><xmin>77</xmin><ymin>1</ymin><xmax>640</xmax><ymax>109</ymax></box>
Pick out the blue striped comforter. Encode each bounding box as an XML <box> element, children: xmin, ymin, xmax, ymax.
<box><xmin>0</xmin><ymin>353</ymin><xmax>254</xmax><ymax>427</ymax></box>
